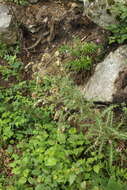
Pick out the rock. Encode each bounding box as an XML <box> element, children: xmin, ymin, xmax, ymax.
<box><xmin>0</xmin><ymin>4</ymin><xmax>18</xmax><ymax>44</ymax></box>
<box><xmin>83</xmin><ymin>0</ymin><xmax>124</xmax><ymax>29</ymax></box>
<box><xmin>28</xmin><ymin>0</ymin><xmax>40</xmax><ymax>4</ymax></box>
<box><xmin>83</xmin><ymin>45</ymin><xmax>127</xmax><ymax>103</ymax></box>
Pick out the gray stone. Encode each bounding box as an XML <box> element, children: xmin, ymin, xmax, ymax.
<box><xmin>28</xmin><ymin>0</ymin><xmax>40</xmax><ymax>4</ymax></box>
<box><xmin>0</xmin><ymin>4</ymin><xmax>17</xmax><ymax>44</ymax></box>
<box><xmin>83</xmin><ymin>0</ymin><xmax>126</xmax><ymax>29</ymax></box>
<box><xmin>83</xmin><ymin>46</ymin><xmax>127</xmax><ymax>103</ymax></box>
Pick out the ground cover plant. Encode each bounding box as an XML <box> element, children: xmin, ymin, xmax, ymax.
<box><xmin>108</xmin><ymin>2</ymin><xmax>127</xmax><ymax>44</ymax></box>
<box><xmin>60</xmin><ymin>40</ymin><xmax>99</xmax><ymax>72</ymax></box>
<box><xmin>5</xmin><ymin>0</ymin><xmax>28</xmax><ymax>5</ymax></box>
<box><xmin>59</xmin><ymin>40</ymin><xmax>103</xmax><ymax>85</ymax></box>
<box><xmin>1</xmin><ymin>0</ymin><xmax>127</xmax><ymax>189</ymax></box>
<box><xmin>0</xmin><ymin>41</ymin><xmax>127</xmax><ymax>190</ymax></box>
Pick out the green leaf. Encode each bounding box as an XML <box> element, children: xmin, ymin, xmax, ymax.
<box><xmin>45</xmin><ymin>157</ymin><xmax>57</xmax><ymax>166</ymax></box>
<box><xmin>35</xmin><ymin>184</ymin><xmax>44</xmax><ymax>190</ymax></box>
<box><xmin>80</xmin><ymin>181</ymin><xmax>86</xmax><ymax>190</ymax></box>
<box><xmin>93</xmin><ymin>165</ymin><xmax>100</xmax><ymax>174</ymax></box>
<box><xmin>92</xmin><ymin>187</ymin><xmax>100</xmax><ymax>190</ymax></box>
<box><xmin>87</xmin><ymin>157</ymin><xmax>95</xmax><ymax>164</ymax></box>
<box><xmin>32</xmin><ymin>169</ymin><xmax>41</xmax><ymax>176</ymax></box>
<box><xmin>28</xmin><ymin>177</ymin><xmax>36</xmax><ymax>185</ymax></box>
<box><xmin>57</xmin><ymin>132</ymin><xmax>66</xmax><ymax>144</ymax></box>
<box><xmin>12</xmin><ymin>167</ymin><xmax>20</xmax><ymax>175</ymax></box>
<box><xmin>69</xmin><ymin>174</ymin><xmax>76</xmax><ymax>185</ymax></box>
<box><xmin>18</xmin><ymin>177</ymin><xmax>27</xmax><ymax>184</ymax></box>
<box><xmin>23</xmin><ymin>169</ymin><xmax>29</xmax><ymax>177</ymax></box>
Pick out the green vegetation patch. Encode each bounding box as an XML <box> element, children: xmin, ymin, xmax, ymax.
<box><xmin>4</xmin><ymin>0</ymin><xmax>28</xmax><ymax>5</ymax></box>
<box><xmin>0</xmin><ymin>42</ymin><xmax>127</xmax><ymax>190</ymax></box>
<box><xmin>60</xmin><ymin>40</ymin><xmax>99</xmax><ymax>72</ymax></box>
<box><xmin>108</xmin><ymin>3</ymin><xmax>127</xmax><ymax>44</ymax></box>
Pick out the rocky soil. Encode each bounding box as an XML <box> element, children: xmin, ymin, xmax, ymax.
<box><xmin>16</xmin><ymin>1</ymin><xmax>111</xmax><ymax>90</ymax></box>
<box><xmin>14</xmin><ymin>0</ymin><xmax>109</xmax><ymax>71</ymax></box>
<box><xmin>1</xmin><ymin>0</ymin><xmax>127</xmax><ymax>103</ymax></box>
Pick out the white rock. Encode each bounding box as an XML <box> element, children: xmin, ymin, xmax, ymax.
<box><xmin>83</xmin><ymin>46</ymin><xmax>127</xmax><ymax>102</ymax></box>
<box><xmin>0</xmin><ymin>5</ymin><xmax>11</xmax><ymax>31</ymax></box>
<box><xmin>0</xmin><ymin>4</ymin><xmax>17</xmax><ymax>44</ymax></box>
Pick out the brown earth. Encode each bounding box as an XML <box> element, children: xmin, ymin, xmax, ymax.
<box><xmin>11</xmin><ymin>0</ymin><xmax>110</xmax><ymax>85</ymax></box>
<box><xmin>1</xmin><ymin>0</ymin><xmax>111</xmax><ymax>87</ymax></box>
